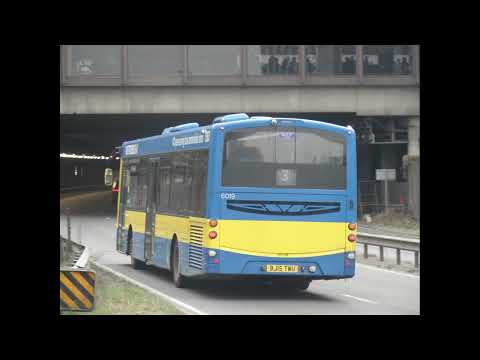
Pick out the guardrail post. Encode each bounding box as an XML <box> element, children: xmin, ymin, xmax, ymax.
<box><xmin>358</xmin><ymin>232</ymin><xmax>419</xmax><ymax>269</ymax></box>
<box><xmin>78</xmin><ymin>223</ymin><xmax>82</xmax><ymax>245</ymax></box>
<box><xmin>66</xmin><ymin>208</ymin><xmax>71</xmax><ymax>241</ymax></box>
<box><xmin>66</xmin><ymin>208</ymin><xmax>72</xmax><ymax>256</ymax></box>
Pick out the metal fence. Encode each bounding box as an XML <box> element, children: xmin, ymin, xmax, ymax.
<box><xmin>357</xmin><ymin>232</ymin><xmax>420</xmax><ymax>268</ymax></box>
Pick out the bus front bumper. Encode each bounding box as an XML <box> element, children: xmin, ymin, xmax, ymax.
<box><xmin>203</xmin><ymin>248</ymin><xmax>355</xmax><ymax>279</ymax></box>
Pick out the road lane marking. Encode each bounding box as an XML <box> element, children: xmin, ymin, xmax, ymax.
<box><xmin>342</xmin><ymin>294</ymin><xmax>378</xmax><ymax>304</ymax></box>
<box><xmin>356</xmin><ymin>263</ymin><xmax>420</xmax><ymax>278</ymax></box>
<box><xmin>90</xmin><ymin>260</ymin><xmax>208</xmax><ymax>315</ymax></box>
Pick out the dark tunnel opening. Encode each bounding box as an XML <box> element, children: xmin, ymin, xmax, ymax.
<box><xmin>60</xmin><ymin>112</ymin><xmax>385</xmax><ymax>192</ymax></box>
<box><xmin>60</xmin><ymin>112</ymin><xmax>355</xmax><ymax>155</ymax></box>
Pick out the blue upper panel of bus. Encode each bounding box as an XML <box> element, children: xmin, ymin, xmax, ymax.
<box><xmin>120</xmin><ymin>114</ymin><xmax>355</xmax><ymax>158</ymax></box>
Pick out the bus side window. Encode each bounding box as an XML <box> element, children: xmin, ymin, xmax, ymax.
<box><xmin>191</xmin><ymin>150</ymin><xmax>208</xmax><ymax>216</ymax></box>
<box><xmin>125</xmin><ymin>167</ymin><xmax>134</xmax><ymax>207</ymax></box>
<box><xmin>125</xmin><ymin>159</ymin><xmax>147</xmax><ymax>211</ymax></box>
<box><xmin>171</xmin><ymin>164</ymin><xmax>185</xmax><ymax>213</ymax></box>
<box><xmin>183</xmin><ymin>152</ymin><xmax>194</xmax><ymax>214</ymax></box>
<box><xmin>154</xmin><ymin>151</ymin><xmax>208</xmax><ymax>217</ymax></box>
<box><xmin>157</xmin><ymin>156</ymin><xmax>172</xmax><ymax>212</ymax></box>
<box><xmin>190</xmin><ymin>153</ymin><xmax>200</xmax><ymax>215</ymax></box>
<box><xmin>136</xmin><ymin>159</ymin><xmax>148</xmax><ymax>210</ymax></box>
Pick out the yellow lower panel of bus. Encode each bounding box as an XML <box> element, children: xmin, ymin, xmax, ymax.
<box><xmin>218</xmin><ymin>220</ymin><xmax>347</xmax><ymax>256</ymax></box>
<box><xmin>124</xmin><ymin>212</ymin><xmax>210</xmax><ymax>245</ymax></box>
<box><xmin>154</xmin><ymin>214</ymin><xmax>190</xmax><ymax>243</ymax></box>
<box><xmin>124</xmin><ymin>210</ymin><xmax>146</xmax><ymax>233</ymax></box>
<box><xmin>123</xmin><ymin>212</ymin><xmax>355</xmax><ymax>257</ymax></box>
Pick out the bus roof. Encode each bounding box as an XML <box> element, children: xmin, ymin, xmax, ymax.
<box><xmin>121</xmin><ymin>114</ymin><xmax>353</xmax><ymax>157</ymax></box>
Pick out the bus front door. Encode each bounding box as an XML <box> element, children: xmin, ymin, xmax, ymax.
<box><xmin>144</xmin><ymin>160</ymin><xmax>157</xmax><ymax>263</ymax></box>
<box><xmin>117</xmin><ymin>160</ymin><xmax>128</xmax><ymax>254</ymax></box>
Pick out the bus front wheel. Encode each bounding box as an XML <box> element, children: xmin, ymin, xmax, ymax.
<box><xmin>171</xmin><ymin>240</ymin><xmax>188</xmax><ymax>288</ymax></box>
<box><xmin>131</xmin><ymin>256</ymin><xmax>146</xmax><ymax>270</ymax></box>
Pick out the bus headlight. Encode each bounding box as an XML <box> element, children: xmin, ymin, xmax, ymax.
<box><xmin>308</xmin><ymin>265</ymin><xmax>317</xmax><ymax>273</ymax></box>
<box><xmin>347</xmin><ymin>253</ymin><xmax>355</xmax><ymax>260</ymax></box>
<box><xmin>208</xmin><ymin>250</ymin><xmax>217</xmax><ymax>257</ymax></box>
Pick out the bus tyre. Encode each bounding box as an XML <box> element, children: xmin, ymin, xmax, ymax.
<box><xmin>293</xmin><ymin>280</ymin><xmax>311</xmax><ymax>291</ymax></box>
<box><xmin>126</xmin><ymin>226</ymin><xmax>133</xmax><ymax>255</ymax></box>
<box><xmin>171</xmin><ymin>240</ymin><xmax>188</xmax><ymax>288</ymax></box>
<box><xmin>131</xmin><ymin>256</ymin><xmax>146</xmax><ymax>270</ymax></box>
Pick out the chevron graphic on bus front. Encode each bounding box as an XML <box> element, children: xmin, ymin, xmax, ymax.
<box><xmin>226</xmin><ymin>200</ymin><xmax>341</xmax><ymax>216</ymax></box>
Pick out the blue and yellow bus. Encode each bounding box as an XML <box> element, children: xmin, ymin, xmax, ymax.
<box><xmin>114</xmin><ymin>113</ymin><xmax>357</xmax><ymax>290</ymax></box>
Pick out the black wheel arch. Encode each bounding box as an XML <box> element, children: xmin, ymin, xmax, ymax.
<box><xmin>169</xmin><ymin>233</ymin><xmax>178</xmax><ymax>270</ymax></box>
<box><xmin>126</xmin><ymin>225</ymin><xmax>133</xmax><ymax>255</ymax></box>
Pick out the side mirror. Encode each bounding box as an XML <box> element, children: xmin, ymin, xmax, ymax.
<box><xmin>105</xmin><ymin>168</ymin><xmax>113</xmax><ymax>186</ymax></box>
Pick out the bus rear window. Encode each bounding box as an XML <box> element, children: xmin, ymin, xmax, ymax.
<box><xmin>222</xmin><ymin>127</ymin><xmax>346</xmax><ymax>189</ymax></box>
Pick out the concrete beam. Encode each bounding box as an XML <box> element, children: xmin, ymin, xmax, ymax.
<box><xmin>60</xmin><ymin>86</ymin><xmax>419</xmax><ymax>117</ymax></box>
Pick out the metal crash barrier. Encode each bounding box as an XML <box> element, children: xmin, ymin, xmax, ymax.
<box><xmin>357</xmin><ymin>232</ymin><xmax>420</xmax><ymax>268</ymax></box>
<box><xmin>60</xmin><ymin>208</ymin><xmax>95</xmax><ymax>313</ymax></box>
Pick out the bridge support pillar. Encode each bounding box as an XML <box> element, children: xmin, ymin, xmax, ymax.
<box><xmin>407</xmin><ymin>116</ymin><xmax>420</xmax><ymax>220</ymax></box>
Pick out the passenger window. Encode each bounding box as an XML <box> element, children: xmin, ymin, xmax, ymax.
<box><xmin>125</xmin><ymin>159</ymin><xmax>148</xmax><ymax>210</ymax></box>
<box><xmin>153</xmin><ymin>150</ymin><xmax>208</xmax><ymax>217</ymax></box>
<box><xmin>157</xmin><ymin>156</ymin><xmax>172</xmax><ymax>212</ymax></box>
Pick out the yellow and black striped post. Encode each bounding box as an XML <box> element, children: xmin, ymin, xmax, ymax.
<box><xmin>60</xmin><ymin>268</ymin><xmax>96</xmax><ymax>312</ymax></box>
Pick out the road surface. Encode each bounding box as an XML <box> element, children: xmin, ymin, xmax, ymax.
<box><xmin>60</xmin><ymin>191</ymin><xmax>420</xmax><ymax>315</ymax></box>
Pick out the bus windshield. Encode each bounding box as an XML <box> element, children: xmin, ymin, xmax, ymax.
<box><xmin>222</xmin><ymin>127</ymin><xmax>346</xmax><ymax>189</ymax></box>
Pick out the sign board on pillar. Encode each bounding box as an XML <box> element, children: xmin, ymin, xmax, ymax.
<box><xmin>376</xmin><ymin>169</ymin><xmax>396</xmax><ymax>181</ymax></box>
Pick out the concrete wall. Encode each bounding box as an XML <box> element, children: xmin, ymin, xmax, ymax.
<box><xmin>357</xmin><ymin>144</ymin><xmax>374</xmax><ymax>180</ymax></box>
<box><xmin>60</xmin><ymin>158</ymin><xmax>108</xmax><ymax>189</ymax></box>
<box><xmin>377</xmin><ymin>181</ymin><xmax>409</xmax><ymax>208</ymax></box>
<box><xmin>60</xmin><ymin>86</ymin><xmax>419</xmax><ymax>117</ymax></box>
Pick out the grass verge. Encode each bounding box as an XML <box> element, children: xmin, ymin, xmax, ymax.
<box><xmin>61</xmin><ymin>265</ymin><xmax>184</xmax><ymax>315</ymax></box>
<box><xmin>360</xmin><ymin>211</ymin><xmax>419</xmax><ymax>231</ymax></box>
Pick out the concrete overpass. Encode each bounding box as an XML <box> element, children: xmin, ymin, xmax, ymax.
<box><xmin>60</xmin><ymin>86</ymin><xmax>419</xmax><ymax>116</ymax></box>
<box><xmin>59</xmin><ymin>45</ymin><xmax>420</xmax><ymax>219</ymax></box>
